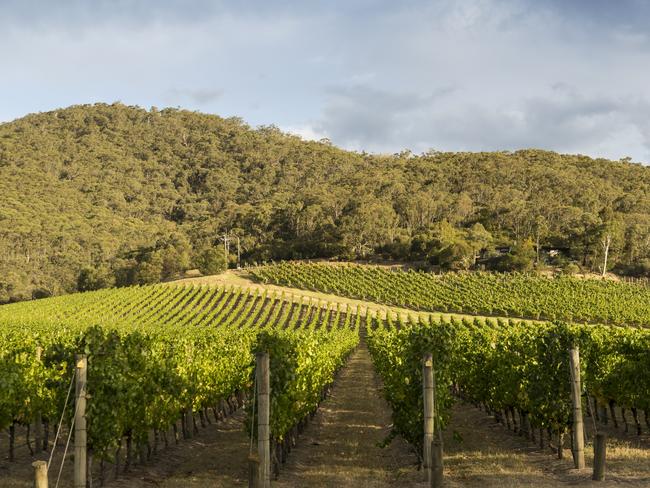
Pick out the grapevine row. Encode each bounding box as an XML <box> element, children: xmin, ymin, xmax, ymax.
<box><xmin>367</xmin><ymin>315</ymin><xmax>650</xmax><ymax>456</ymax></box>
<box><xmin>0</xmin><ymin>283</ymin><xmax>361</xmax><ymax>466</ymax></box>
<box><xmin>252</xmin><ymin>262</ymin><xmax>650</xmax><ymax>325</ymax></box>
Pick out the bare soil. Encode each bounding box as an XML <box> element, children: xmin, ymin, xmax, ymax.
<box><xmin>444</xmin><ymin>402</ymin><xmax>650</xmax><ymax>487</ymax></box>
<box><xmin>273</xmin><ymin>343</ymin><xmax>422</xmax><ymax>487</ymax></box>
<box><xmin>0</xmin><ymin>411</ymin><xmax>250</xmax><ymax>488</ymax></box>
<box><xmin>108</xmin><ymin>411</ymin><xmax>250</xmax><ymax>488</ymax></box>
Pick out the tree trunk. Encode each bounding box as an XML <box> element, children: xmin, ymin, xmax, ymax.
<box><xmin>632</xmin><ymin>407</ymin><xmax>642</xmax><ymax>435</ymax></box>
<box><xmin>43</xmin><ymin>419</ymin><xmax>49</xmax><ymax>451</ymax></box>
<box><xmin>609</xmin><ymin>400</ymin><xmax>618</xmax><ymax>428</ymax></box>
<box><xmin>114</xmin><ymin>441</ymin><xmax>121</xmax><ymax>479</ymax></box>
<box><xmin>125</xmin><ymin>432</ymin><xmax>132</xmax><ymax>472</ymax></box>
<box><xmin>601</xmin><ymin>234</ymin><xmax>611</xmax><ymax>278</ymax></box>
<box><xmin>26</xmin><ymin>423</ymin><xmax>34</xmax><ymax>455</ymax></box>
<box><xmin>9</xmin><ymin>422</ymin><xmax>15</xmax><ymax>461</ymax></box>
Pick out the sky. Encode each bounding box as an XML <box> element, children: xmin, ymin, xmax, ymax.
<box><xmin>2</xmin><ymin>0</ymin><xmax>650</xmax><ymax>162</ymax></box>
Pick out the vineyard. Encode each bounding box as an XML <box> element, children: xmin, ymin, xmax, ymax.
<box><xmin>251</xmin><ymin>261</ymin><xmax>650</xmax><ymax>325</ymax></box>
<box><xmin>367</xmin><ymin>315</ymin><xmax>650</xmax><ymax>460</ymax></box>
<box><xmin>2</xmin><ymin>267</ymin><xmax>650</xmax><ymax>486</ymax></box>
<box><xmin>0</xmin><ymin>283</ymin><xmax>359</xmax><ymax>483</ymax></box>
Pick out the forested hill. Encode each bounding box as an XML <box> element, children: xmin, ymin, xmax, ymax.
<box><xmin>2</xmin><ymin>102</ymin><xmax>650</xmax><ymax>302</ymax></box>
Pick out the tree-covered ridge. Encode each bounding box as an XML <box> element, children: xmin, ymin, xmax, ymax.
<box><xmin>2</xmin><ymin>102</ymin><xmax>650</xmax><ymax>302</ymax></box>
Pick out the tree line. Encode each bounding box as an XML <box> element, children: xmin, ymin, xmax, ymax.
<box><xmin>1</xmin><ymin>102</ymin><xmax>649</xmax><ymax>302</ymax></box>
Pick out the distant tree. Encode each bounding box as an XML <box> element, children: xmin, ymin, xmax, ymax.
<box><xmin>134</xmin><ymin>252</ymin><xmax>164</xmax><ymax>284</ymax></box>
<box><xmin>467</xmin><ymin>223</ymin><xmax>493</xmax><ymax>265</ymax></box>
<box><xmin>497</xmin><ymin>239</ymin><xmax>536</xmax><ymax>272</ymax></box>
<box><xmin>596</xmin><ymin>212</ymin><xmax>624</xmax><ymax>277</ymax></box>
<box><xmin>159</xmin><ymin>244</ymin><xmax>191</xmax><ymax>280</ymax></box>
<box><xmin>340</xmin><ymin>199</ymin><xmax>399</xmax><ymax>258</ymax></box>
<box><xmin>409</xmin><ymin>231</ymin><xmax>437</xmax><ymax>260</ymax></box>
<box><xmin>533</xmin><ymin>215</ymin><xmax>549</xmax><ymax>266</ymax></box>
<box><xmin>449</xmin><ymin>192</ymin><xmax>474</xmax><ymax>224</ymax></box>
<box><xmin>195</xmin><ymin>246</ymin><xmax>228</xmax><ymax>275</ymax></box>
<box><xmin>77</xmin><ymin>265</ymin><xmax>115</xmax><ymax>291</ymax></box>
<box><xmin>438</xmin><ymin>240</ymin><xmax>474</xmax><ymax>270</ymax></box>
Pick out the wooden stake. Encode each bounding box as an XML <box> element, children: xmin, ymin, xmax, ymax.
<box><xmin>569</xmin><ymin>348</ymin><xmax>585</xmax><ymax>469</ymax></box>
<box><xmin>34</xmin><ymin>346</ymin><xmax>43</xmax><ymax>454</ymax></box>
<box><xmin>592</xmin><ymin>432</ymin><xmax>607</xmax><ymax>481</ymax></box>
<box><xmin>32</xmin><ymin>460</ymin><xmax>48</xmax><ymax>488</ymax></box>
<box><xmin>430</xmin><ymin>439</ymin><xmax>444</xmax><ymax>488</ymax></box>
<box><xmin>248</xmin><ymin>453</ymin><xmax>260</xmax><ymax>488</ymax></box>
<box><xmin>74</xmin><ymin>354</ymin><xmax>87</xmax><ymax>488</ymax></box>
<box><xmin>423</xmin><ymin>353</ymin><xmax>434</xmax><ymax>481</ymax></box>
<box><xmin>257</xmin><ymin>352</ymin><xmax>270</xmax><ymax>488</ymax></box>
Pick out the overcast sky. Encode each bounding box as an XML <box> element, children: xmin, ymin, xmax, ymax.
<box><xmin>2</xmin><ymin>0</ymin><xmax>650</xmax><ymax>162</ymax></box>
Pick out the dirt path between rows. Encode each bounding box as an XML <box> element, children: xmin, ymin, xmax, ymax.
<box><xmin>274</xmin><ymin>341</ymin><xmax>422</xmax><ymax>487</ymax></box>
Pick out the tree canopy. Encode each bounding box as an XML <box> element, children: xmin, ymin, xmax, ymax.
<box><xmin>2</xmin><ymin>103</ymin><xmax>650</xmax><ymax>302</ymax></box>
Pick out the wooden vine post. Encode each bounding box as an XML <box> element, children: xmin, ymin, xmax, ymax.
<box><xmin>248</xmin><ymin>453</ymin><xmax>260</xmax><ymax>488</ymax></box>
<box><xmin>431</xmin><ymin>439</ymin><xmax>444</xmax><ymax>488</ymax></box>
<box><xmin>592</xmin><ymin>432</ymin><xmax>607</xmax><ymax>481</ymax></box>
<box><xmin>32</xmin><ymin>460</ymin><xmax>48</xmax><ymax>488</ymax></box>
<box><xmin>74</xmin><ymin>354</ymin><xmax>88</xmax><ymax>488</ymax></box>
<box><xmin>423</xmin><ymin>353</ymin><xmax>434</xmax><ymax>482</ymax></box>
<box><xmin>568</xmin><ymin>347</ymin><xmax>585</xmax><ymax>469</ymax></box>
<box><xmin>257</xmin><ymin>352</ymin><xmax>270</xmax><ymax>488</ymax></box>
<box><xmin>430</xmin><ymin>363</ymin><xmax>444</xmax><ymax>488</ymax></box>
<box><xmin>34</xmin><ymin>346</ymin><xmax>43</xmax><ymax>454</ymax></box>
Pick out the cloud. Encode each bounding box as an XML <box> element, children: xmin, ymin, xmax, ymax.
<box><xmin>308</xmin><ymin>82</ymin><xmax>650</xmax><ymax>162</ymax></box>
<box><xmin>312</xmin><ymin>85</ymin><xmax>457</xmax><ymax>152</ymax></box>
<box><xmin>1</xmin><ymin>0</ymin><xmax>650</xmax><ymax>163</ymax></box>
<box><xmin>164</xmin><ymin>88</ymin><xmax>224</xmax><ymax>105</ymax></box>
<box><xmin>282</xmin><ymin>125</ymin><xmax>328</xmax><ymax>142</ymax></box>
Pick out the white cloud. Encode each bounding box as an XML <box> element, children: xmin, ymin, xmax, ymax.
<box><xmin>1</xmin><ymin>0</ymin><xmax>650</xmax><ymax>163</ymax></box>
<box><xmin>282</xmin><ymin>125</ymin><xmax>328</xmax><ymax>142</ymax></box>
<box><xmin>163</xmin><ymin>88</ymin><xmax>224</xmax><ymax>105</ymax></box>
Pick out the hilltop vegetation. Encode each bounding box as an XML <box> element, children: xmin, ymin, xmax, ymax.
<box><xmin>2</xmin><ymin>103</ymin><xmax>650</xmax><ymax>302</ymax></box>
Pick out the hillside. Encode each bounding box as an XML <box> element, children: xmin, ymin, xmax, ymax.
<box><xmin>2</xmin><ymin>103</ymin><xmax>650</xmax><ymax>301</ymax></box>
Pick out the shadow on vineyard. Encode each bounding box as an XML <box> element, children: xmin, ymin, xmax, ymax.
<box><xmin>0</xmin><ymin>410</ymin><xmax>251</xmax><ymax>488</ymax></box>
